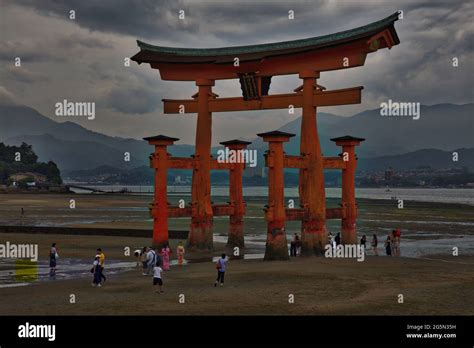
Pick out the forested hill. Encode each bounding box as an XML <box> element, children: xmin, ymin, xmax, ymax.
<box><xmin>0</xmin><ymin>142</ymin><xmax>62</xmax><ymax>185</ymax></box>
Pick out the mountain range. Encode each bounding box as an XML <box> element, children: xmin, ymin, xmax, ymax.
<box><xmin>0</xmin><ymin>103</ymin><xmax>473</xmax><ymax>174</ymax></box>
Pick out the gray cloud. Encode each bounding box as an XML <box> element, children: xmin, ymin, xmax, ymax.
<box><xmin>10</xmin><ymin>0</ymin><xmax>199</xmax><ymax>41</ymax></box>
<box><xmin>56</xmin><ymin>34</ymin><xmax>115</xmax><ymax>50</ymax></box>
<box><xmin>1</xmin><ymin>0</ymin><xmax>472</xmax><ymax>144</ymax></box>
<box><xmin>5</xmin><ymin>66</ymin><xmax>49</xmax><ymax>84</ymax></box>
<box><xmin>0</xmin><ymin>40</ymin><xmax>65</xmax><ymax>63</ymax></box>
<box><xmin>104</xmin><ymin>86</ymin><xmax>161</xmax><ymax>114</ymax></box>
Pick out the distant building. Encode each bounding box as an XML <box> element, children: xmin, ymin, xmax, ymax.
<box><xmin>9</xmin><ymin>172</ymin><xmax>48</xmax><ymax>184</ymax></box>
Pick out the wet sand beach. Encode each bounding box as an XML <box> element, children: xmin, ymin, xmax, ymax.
<box><xmin>0</xmin><ymin>193</ymin><xmax>473</xmax><ymax>315</ymax></box>
<box><xmin>0</xmin><ymin>235</ymin><xmax>472</xmax><ymax>315</ymax></box>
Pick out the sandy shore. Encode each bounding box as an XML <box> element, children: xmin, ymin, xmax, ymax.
<box><xmin>0</xmin><ymin>233</ymin><xmax>473</xmax><ymax>315</ymax></box>
<box><xmin>0</xmin><ymin>193</ymin><xmax>473</xmax><ymax>315</ymax></box>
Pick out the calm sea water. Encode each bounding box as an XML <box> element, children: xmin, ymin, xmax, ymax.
<box><xmin>70</xmin><ymin>185</ymin><xmax>474</xmax><ymax>206</ymax></box>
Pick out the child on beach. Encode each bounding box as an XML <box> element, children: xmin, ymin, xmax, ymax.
<box><xmin>153</xmin><ymin>262</ymin><xmax>164</xmax><ymax>293</ymax></box>
<box><xmin>214</xmin><ymin>254</ymin><xmax>227</xmax><ymax>287</ymax></box>
<box><xmin>176</xmin><ymin>242</ymin><xmax>185</xmax><ymax>266</ymax></box>
<box><xmin>92</xmin><ymin>255</ymin><xmax>102</xmax><ymax>287</ymax></box>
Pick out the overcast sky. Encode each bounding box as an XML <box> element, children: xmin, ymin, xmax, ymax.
<box><xmin>1</xmin><ymin>0</ymin><xmax>472</xmax><ymax>145</ymax></box>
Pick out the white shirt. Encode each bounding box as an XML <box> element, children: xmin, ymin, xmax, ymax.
<box><xmin>153</xmin><ymin>266</ymin><xmax>163</xmax><ymax>279</ymax></box>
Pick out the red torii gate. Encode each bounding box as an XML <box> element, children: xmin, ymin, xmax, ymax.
<box><xmin>132</xmin><ymin>12</ymin><xmax>400</xmax><ymax>257</ymax></box>
<box><xmin>144</xmin><ymin>135</ymin><xmax>249</xmax><ymax>249</ymax></box>
<box><xmin>257</xmin><ymin>131</ymin><xmax>365</xmax><ymax>259</ymax></box>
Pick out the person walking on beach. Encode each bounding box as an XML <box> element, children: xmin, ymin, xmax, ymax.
<box><xmin>49</xmin><ymin>243</ymin><xmax>58</xmax><ymax>277</ymax></box>
<box><xmin>153</xmin><ymin>261</ymin><xmax>164</xmax><ymax>293</ymax></box>
<box><xmin>329</xmin><ymin>232</ymin><xmax>337</xmax><ymax>251</ymax></box>
<box><xmin>97</xmin><ymin>248</ymin><xmax>106</xmax><ymax>283</ymax></box>
<box><xmin>156</xmin><ymin>247</ymin><xmax>162</xmax><ymax>267</ymax></box>
<box><xmin>295</xmin><ymin>234</ymin><xmax>302</xmax><ymax>256</ymax></box>
<box><xmin>160</xmin><ymin>243</ymin><xmax>172</xmax><ymax>271</ymax></box>
<box><xmin>134</xmin><ymin>248</ymin><xmax>142</xmax><ymax>268</ymax></box>
<box><xmin>140</xmin><ymin>247</ymin><xmax>148</xmax><ymax>272</ymax></box>
<box><xmin>385</xmin><ymin>235</ymin><xmax>392</xmax><ymax>256</ymax></box>
<box><xmin>20</xmin><ymin>207</ymin><xmax>25</xmax><ymax>225</ymax></box>
<box><xmin>335</xmin><ymin>233</ymin><xmax>341</xmax><ymax>246</ymax></box>
<box><xmin>360</xmin><ymin>235</ymin><xmax>367</xmax><ymax>249</ymax></box>
<box><xmin>290</xmin><ymin>233</ymin><xmax>297</xmax><ymax>256</ymax></box>
<box><xmin>394</xmin><ymin>228</ymin><xmax>401</xmax><ymax>256</ymax></box>
<box><xmin>143</xmin><ymin>247</ymin><xmax>151</xmax><ymax>275</ymax></box>
<box><xmin>92</xmin><ymin>255</ymin><xmax>102</xmax><ymax>287</ymax></box>
<box><xmin>390</xmin><ymin>230</ymin><xmax>395</xmax><ymax>256</ymax></box>
<box><xmin>176</xmin><ymin>242</ymin><xmax>185</xmax><ymax>266</ymax></box>
<box><xmin>371</xmin><ymin>234</ymin><xmax>378</xmax><ymax>256</ymax></box>
<box><xmin>390</xmin><ymin>230</ymin><xmax>398</xmax><ymax>257</ymax></box>
<box><xmin>214</xmin><ymin>254</ymin><xmax>227</xmax><ymax>287</ymax></box>
<box><xmin>145</xmin><ymin>247</ymin><xmax>158</xmax><ymax>275</ymax></box>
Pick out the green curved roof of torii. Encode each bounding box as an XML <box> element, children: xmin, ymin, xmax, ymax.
<box><xmin>133</xmin><ymin>12</ymin><xmax>400</xmax><ymax>63</ymax></box>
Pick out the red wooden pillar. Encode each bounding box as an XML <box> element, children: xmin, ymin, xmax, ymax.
<box><xmin>144</xmin><ymin>135</ymin><xmax>179</xmax><ymax>248</ymax></box>
<box><xmin>299</xmin><ymin>70</ymin><xmax>327</xmax><ymax>255</ymax></box>
<box><xmin>220</xmin><ymin>140</ymin><xmax>251</xmax><ymax>249</ymax></box>
<box><xmin>189</xmin><ymin>78</ymin><xmax>215</xmax><ymax>250</ymax></box>
<box><xmin>331</xmin><ymin>136</ymin><xmax>365</xmax><ymax>244</ymax></box>
<box><xmin>258</xmin><ymin>130</ymin><xmax>294</xmax><ymax>261</ymax></box>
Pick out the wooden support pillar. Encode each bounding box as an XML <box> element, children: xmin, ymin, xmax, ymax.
<box><xmin>299</xmin><ymin>70</ymin><xmax>327</xmax><ymax>255</ymax></box>
<box><xmin>258</xmin><ymin>130</ymin><xmax>295</xmax><ymax>261</ymax></box>
<box><xmin>143</xmin><ymin>135</ymin><xmax>179</xmax><ymax>248</ymax></box>
<box><xmin>330</xmin><ymin>136</ymin><xmax>365</xmax><ymax>244</ymax></box>
<box><xmin>220</xmin><ymin>140</ymin><xmax>251</xmax><ymax>249</ymax></box>
<box><xmin>189</xmin><ymin>79</ymin><xmax>215</xmax><ymax>251</ymax></box>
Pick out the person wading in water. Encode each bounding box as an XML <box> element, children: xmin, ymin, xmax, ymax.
<box><xmin>49</xmin><ymin>243</ymin><xmax>58</xmax><ymax>277</ymax></box>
